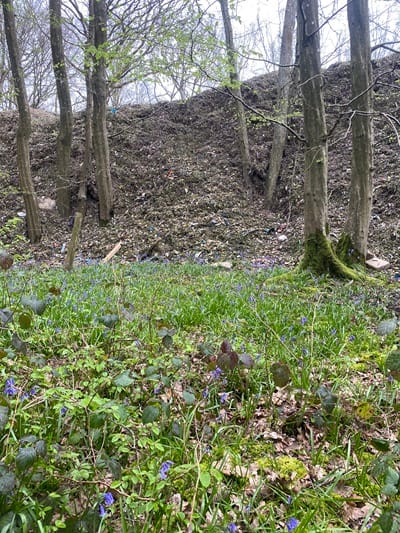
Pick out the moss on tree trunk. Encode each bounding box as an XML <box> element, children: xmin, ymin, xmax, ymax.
<box><xmin>336</xmin><ymin>233</ymin><xmax>365</xmax><ymax>266</ymax></box>
<box><xmin>299</xmin><ymin>231</ymin><xmax>360</xmax><ymax>279</ymax></box>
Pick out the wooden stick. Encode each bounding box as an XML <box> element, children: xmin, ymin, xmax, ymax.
<box><xmin>102</xmin><ymin>241</ymin><xmax>122</xmax><ymax>263</ymax></box>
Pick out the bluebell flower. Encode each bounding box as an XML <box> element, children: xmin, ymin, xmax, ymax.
<box><xmin>300</xmin><ymin>317</ymin><xmax>307</xmax><ymax>325</ymax></box>
<box><xmin>202</xmin><ymin>387</ymin><xmax>209</xmax><ymax>399</ymax></box>
<box><xmin>60</xmin><ymin>406</ymin><xmax>68</xmax><ymax>416</ymax></box>
<box><xmin>4</xmin><ymin>378</ymin><xmax>18</xmax><ymax>396</ymax></box>
<box><xmin>287</xmin><ymin>517</ymin><xmax>299</xmax><ymax>531</ymax></box>
<box><xmin>159</xmin><ymin>460</ymin><xmax>173</xmax><ymax>480</ymax></box>
<box><xmin>349</xmin><ymin>335</ymin><xmax>356</xmax><ymax>342</ymax></box>
<box><xmin>103</xmin><ymin>492</ymin><xmax>114</xmax><ymax>506</ymax></box>
<box><xmin>220</xmin><ymin>392</ymin><xmax>228</xmax><ymax>404</ymax></box>
<box><xmin>227</xmin><ymin>524</ymin><xmax>237</xmax><ymax>532</ymax></box>
<box><xmin>99</xmin><ymin>504</ymin><xmax>107</xmax><ymax>518</ymax></box>
<box><xmin>211</xmin><ymin>367</ymin><xmax>223</xmax><ymax>380</ymax></box>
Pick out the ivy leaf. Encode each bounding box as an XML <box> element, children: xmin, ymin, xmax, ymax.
<box><xmin>182</xmin><ymin>390</ymin><xmax>196</xmax><ymax>405</ymax></box>
<box><xmin>271</xmin><ymin>362</ymin><xmax>291</xmax><ymax>387</ymax></box>
<box><xmin>113</xmin><ymin>370</ymin><xmax>134</xmax><ymax>387</ymax></box>
<box><xmin>18</xmin><ymin>312</ymin><xmax>32</xmax><ymax>330</ymax></box>
<box><xmin>376</xmin><ymin>318</ymin><xmax>398</xmax><ymax>336</ymax></box>
<box><xmin>0</xmin><ymin>471</ymin><xmax>16</xmax><ymax>495</ymax></box>
<box><xmin>21</xmin><ymin>296</ymin><xmax>47</xmax><ymax>316</ymax></box>
<box><xmin>11</xmin><ymin>333</ymin><xmax>27</xmax><ymax>354</ymax></box>
<box><xmin>142</xmin><ymin>405</ymin><xmax>160</xmax><ymax>424</ymax></box>
<box><xmin>99</xmin><ymin>314</ymin><xmax>119</xmax><ymax>328</ymax></box>
<box><xmin>239</xmin><ymin>353</ymin><xmax>255</xmax><ymax>368</ymax></box>
<box><xmin>15</xmin><ymin>447</ymin><xmax>37</xmax><ymax>472</ymax></box>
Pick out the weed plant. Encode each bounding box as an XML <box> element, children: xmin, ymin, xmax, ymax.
<box><xmin>0</xmin><ymin>253</ymin><xmax>399</xmax><ymax>532</ymax></box>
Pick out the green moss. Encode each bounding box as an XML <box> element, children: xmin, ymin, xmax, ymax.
<box><xmin>336</xmin><ymin>233</ymin><xmax>364</xmax><ymax>266</ymax></box>
<box><xmin>257</xmin><ymin>455</ymin><xmax>308</xmax><ymax>483</ymax></box>
<box><xmin>300</xmin><ymin>231</ymin><xmax>361</xmax><ymax>280</ymax></box>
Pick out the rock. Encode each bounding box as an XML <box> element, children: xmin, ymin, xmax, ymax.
<box><xmin>210</xmin><ymin>261</ymin><xmax>233</xmax><ymax>269</ymax></box>
<box><xmin>365</xmin><ymin>257</ymin><xmax>390</xmax><ymax>270</ymax></box>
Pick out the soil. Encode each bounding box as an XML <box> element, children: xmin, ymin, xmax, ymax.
<box><xmin>0</xmin><ymin>54</ymin><xmax>399</xmax><ymax>274</ymax></box>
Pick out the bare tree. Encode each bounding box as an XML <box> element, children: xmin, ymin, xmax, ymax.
<box><xmin>218</xmin><ymin>0</ymin><xmax>251</xmax><ymax>191</ymax></box>
<box><xmin>297</xmin><ymin>0</ymin><xmax>356</xmax><ymax>277</ymax></box>
<box><xmin>265</xmin><ymin>0</ymin><xmax>296</xmax><ymax>208</ymax></box>
<box><xmin>2</xmin><ymin>0</ymin><xmax>41</xmax><ymax>243</ymax></box>
<box><xmin>337</xmin><ymin>0</ymin><xmax>373</xmax><ymax>264</ymax></box>
<box><xmin>50</xmin><ymin>0</ymin><xmax>73</xmax><ymax>218</ymax></box>
<box><xmin>92</xmin><ymin>0</ymin><xmax>113</xmax><ymax>223</ymax></box>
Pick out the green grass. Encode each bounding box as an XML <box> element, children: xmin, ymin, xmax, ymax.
<box><xmin>0</xmin><ymin>258</ymin><xmax>399</xmax><ymax>532</ymax></box>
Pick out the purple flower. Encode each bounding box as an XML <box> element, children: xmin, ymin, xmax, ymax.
<box><xmin>300</xmin><ymin>317</ymin><xmax>307</xmax><ymax>325</ymax></box>
<box><xmin>287</xmin><ymin>517</ymin><xmax>299</xmax><ymax>531</ymax></box>
<box><xmin>211</xmin><ymin>367</ymin><xmax>223</xmax><ymax>380</ymax></box>
<box><xmin>202</xmin><ymin>387</ymin><xmax>209</xmax><ymax>399</ymax></box>
<box><xmin>159</xmin><ymin>460</ymin><xmax>173</xmax><ymax>480</ymax></box>
<box><xmin>60</xmin><ymin>406</ymin><xmax>68</xmax><ymax>416</ymax></box>
<box><xmin>4</xmin><ymin>378</ymin><xmax>18</xmax><ymax>396</ymax></box>
<box><xmin>227</xmin><ymin>524</ymin><xmax>237</xmax><ymax>532</ymax></box>
<box><xmin>99</xmin><ymin>504</ymin><xmax>107</xmax><ymax>518</ymax></box>
<box><xmin>349</xmin><ymin>335</ymin><xmax>356</xmax><ymax>342</ymax></box>
<box><xmin>220</xmin><ymin>392</ymin><xmax>228</xmax><ymax>404</ymax></box>
<box><xmin>103</xmin><ymin>492</ymin><xmax>114</xmax><ymax>506</ymax></box>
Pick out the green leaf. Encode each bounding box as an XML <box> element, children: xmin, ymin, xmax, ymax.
<box><xmin>172</xmin><ymin>357</ymin><xmax>183</xmax><ymax>368</ymax></box>
<box><xmin>316</xmin><ymin>385</ymin><xmax>338</xmax><ymax>414</ymax></box>
<box><xmin>15</xmin><ymin>447</ymin><xmax>37</xmax><ymax>472</ymax></box>
<box><xmin>376</xmin><ymin>318</ymin><xmax>398</xmax><ymax>336</ymax></box>
<box><xmin>99</xmin><ymin>314</ymin><xmax>119</xmax><ymax>328</ymax></box>
<box><xmin>385</xmin><ymin>467</ymin><xmax>400</xmax><ymax>487</ymax></box>
<box><xmin>35</xmin><ymin>440</ymin><xmax>47</xmax><ymax>458</ymax></box>
<box><xmin>382</xmin><ymin>483</ymin><xmax>398</xmax><ymax>497</ymax></box>
<box><xmin>11</xmin><ymin>333</ymin><xmax>27</xmax><ymax>354</ymax></box>
<box><xmin>162</xmin><ymin>334</ymin><xmax>174</xmax><ymax>348</ymax></box>
<box><xmin>371</xmin><ymin>438</ymin><xmax>391</xmax><ymax>452</ymax></box>
<box><xmin>142</xmin><ymin>405</ymin><xmax>160</xmax><ymax>424</ymax></box>
<box><xmin>385</xmin><ymin>351</ymin><xmax>400</xmax><ymax>380</ymax></box>
<box><xmin>21</xmin><ymin>296</ymin><xmax>47</xmax><ymax>315</ymax></box>
<box><xmin>89</xmin><ymin>411</ymin><xmax>107</xmax><ymax>428</ymax></box>
<box><xmin>18</xmin><ymin>312</ymin><xmax>32</xmax><ymax>330</ymax></box>
<box><xmin>0</xmin><ymin>308</ymin><xmax>13</xmax><ymax>326</ymax></box>
<box><xmin>0</xmin><ymin>406</ymin><xmax>9</xmax><ymax>431</ymax></box>
<box><xmin>113</xmin><ymin>370</ymin><xmax>134</xmax><ymax>387</ymax></box>
<box><xmin>0</xmin><ymin>471</ymin><xmax>16</xmax><ymax>495</ymax></box>
<box><xmin>182</xmin><ymin>390</ymin><xmax>196</xmax><ymax>405</ymax></box>
<box><xmin>271</xmin><ymin>362</ymin><xmax>291</xmax><ymax>387</ymax></box>
<box><xmin>199</xmin><ymin>471</ymin><xmax>211</xmax><ymax>488</ymax></box>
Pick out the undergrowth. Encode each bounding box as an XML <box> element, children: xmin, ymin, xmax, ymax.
<box><xmin>0</xmin><ymin>251</ymin><xmax>399</xmax><ymax>532</ymax></box>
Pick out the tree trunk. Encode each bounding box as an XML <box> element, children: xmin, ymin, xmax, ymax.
<box><xmin>92</xmin><ymin>0</ymin><xmax>113</xmax><ymax>224</ymax></box>
<box><xmin>218</xmin><ymin>0</ymin><xmax>251</xmax><ymax>192</ymax></box>
<box><xmin>49</xmin><ymin>0</ymin><xmax>72</xmax><ymax>218</ymax></box>
<box><xmin>265</xmin><ymin>0</ymin><xmax>296</xmax><ymax>208</ymax></box>
<box><xmin>337</xmin><ymin>0</ymin><xmax>373</xmax><ymax>264</ymax></box>
<box><xmin>2</xmin><ymin>0</ymin><xmax>41</xmax><ymax>243</ymax></box>
<box><xmin>297</xmin><ymin>0</ymin><xmax>357</xmax><ymax>278</ymax></box>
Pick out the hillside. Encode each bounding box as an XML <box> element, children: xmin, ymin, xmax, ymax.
<box><xmin>0</xmin><ymin>54</ymin><xmax>399</xmax><ymax>272</ymax></box>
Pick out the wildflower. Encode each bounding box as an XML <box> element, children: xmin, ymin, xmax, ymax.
<box><xmin>287</xmin><ymin>495</ymin><xmax>292</xmax><ymax>505</ymax></box>
<box><xmin>349</xmin><ymin>334</ymin><xmax>356</xmax><ymax>342</ymax></box>
<box><xmin>300</xmin><ymin>317</ymin><xmax>307</xmax><ymax>325</ymax></box>
<box><xmin>280</xmin><ymin>335</ymin><xmax>286</xmax><ymax>342</ymax></box>
<box><xmin>227</xmin><ymin>524</ymin><xmax>237</xmax><ymax>532</ymax></box>
<box><xmin>287</xmin><ymin>517</ymin><xmax>299</xmax><ymax>531</ymax></box>
<box><xmin>220</xmin><ymin>392</ymin><xmax>228</xmax><ymax>404</ymax></box>
<box><xmin>4</xmin><ymin>378</ymin><xmax>18</xmax><ymax>396</ymax></box>
<box><xmin>153</xmin><ymin>384</ymin><xmax>163</xmax><ymax>395</ymax></box>
<box><xmin>99</xmin><ymin>504</ymin><xmax>107</xmax><ymax>518</ymax></box>
<box><xmin>159</xmin><ymin>460</ymin><xmax>173</xmax><ymax>480</ymax></box>
<box><xmin>211</xmin><ymin>367</ymin><xmax>222</xmax><ymax>380</ymax></box>
<box><xmin>202</xmin><ymin>387</ymin><xmax>209</xmax><ymax>399</ymax></box>
<box><xmin>331</xmin><ymin>328</ymin><xmax>337</xmax><ymax>335</ymax></box>
<box><xmin>60</xmin><ymin>406</ymin><xmax>68</xmax><ymax>416</ymax></box>
<box><xmin>103</xmin><ymin>492</ymin><xmax>114</xmax><ymax>506</ymax></box>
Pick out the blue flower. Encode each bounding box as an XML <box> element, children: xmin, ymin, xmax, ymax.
<box><xmin>227</xmin><ymin>524</ymin><xmax>237</xmax><ymax>532</ymax></box>
<box><xmin>220</xmin><ymin>392</ymin><xmax>228</xmax><ymax>404</ymax></box>
<box><xmin>211</xmin><ymin>367</ymin><xmax>223</xmax><ymax>380</ymax></box>
<box><xmin>202</xmin><ymin>387</ymin><xmax>209</xmax><ymax>399</ymax></box>
<box><xmin>99</xmin><ymin>504</ymin><xmax>107</xmax><ymax>518</ymax></box>
<box><xmin>103</xmin><ymin>492</ymin><xmax>114</xmax><ymax>506</ymax></box>
<box><xmin>159</xmin><ymin>460</ymin><xmax>173</xmax><ymax>480</ymax></box>
<box><xmin>60</xmin><ymin>406</ymin><xmax>68</xmax><ymax>416</ymax></box>
<box><xmin>287</xmin><ymin>517</ymin><xmax>299</xmax><ymax>531</ymax></box>
<box><xmin>349</xmin><ymin>335</ymin><xmax>356</xmax><ymax>342</ymax></box>
<box><xmin>300</xmin><ymin>317</ymin><xmax>307</xmax><ymax>325</ymax></box>
<box><xmin>4</xmin><ymin>378</ymin><xmax>18</xmax><ymax>396</ymax></box>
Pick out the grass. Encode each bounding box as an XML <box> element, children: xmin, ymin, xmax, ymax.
<box><xmin>0</xmin><ymin>257</ymin><xmax>399</xmax><ymax>532</ymax></box>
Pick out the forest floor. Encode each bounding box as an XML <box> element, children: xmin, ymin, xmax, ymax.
<box><xmin>0</xmin><ymin>54</ymin><xmax>399</xmax><ymax>275</ymax></box>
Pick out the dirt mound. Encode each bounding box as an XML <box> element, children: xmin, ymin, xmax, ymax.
<box><xmin>0</xmin><ymin>54</ymin><xmax>399</xmax><ymax>272</ymax></box>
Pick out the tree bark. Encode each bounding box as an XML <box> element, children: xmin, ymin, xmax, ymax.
<box><xmin>49</xmin><ymin>0</ymin><xmax>72</xmax><ymax>218</ymax></box>
<box><xmin>218</xmin><ymin>0</ymin><xmax>251</xmax><ymax>192</ymax></box>
<box><xmin>265</xmin><ymin>0</ymin><xmax>296</xmax><ymax>208</ymax></box>
<box><xmin>297</xmin><ymin>0</ymin><xmax>358</xmax><ymax>278</ymax></box>
<box><xmin>337</xmin><ymin>0</ymin><xmax>373</xmax><ymax>264</ymax></box>
<box><xmin>92</xmin><ymin>0</ymin><xmax>113</xmax><ymax>224</ymax></box>
<box><xmin>2</xmin><ymin>0</ymin><xmax>41</xmax><ymax>243</ymax></box>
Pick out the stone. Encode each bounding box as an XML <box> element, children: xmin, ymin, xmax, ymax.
<box><xmin>365</xmin><ymin>257</ymin><xmax>390</xmax><ymax>271</ymax></box>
